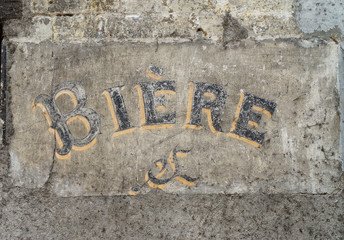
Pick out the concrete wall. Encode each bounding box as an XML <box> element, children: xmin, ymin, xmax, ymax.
<box><xmin>0</xmin><ymin>0</ymin><xmax>343</xmax><ymax>239</ymax></box>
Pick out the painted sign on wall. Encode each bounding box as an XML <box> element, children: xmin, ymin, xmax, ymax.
<box><xmin>8</xmin><ymin>42</ymin><xmax>341</xmax><ymax>196</ymax></box>
<box><xmin>32</xmin><ymin>65</ymin><xmax>276</xmax><ymax>194</ymax></box>
<box><xmin>34</xmin><ymin>65</ymin><xmax>276</xmax><ymax>158</ymax></box>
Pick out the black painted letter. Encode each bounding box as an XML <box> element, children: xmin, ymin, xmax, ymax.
<box><xmin>228</xmin><ymin>91</ymin><xmax>276</xmax><ymax>147</ymax></box>
<box><xmin>184</xmin><ymin>82</ymin><xmax>227</xmax><ymax>134</ymax></box>
<box><xmin>103</xmin><ymin>86</ymin><xmax>135</xmax><ymax>137</ymax></box>
<box><xmin>34</xmin><ymin>82</ymin><xmax>100</xmax><ymax>159</ymax></box>
<box><xmin>136</xmin><ymin>81</ymin><xmax>176</xmax><ymax>129</ymax></box>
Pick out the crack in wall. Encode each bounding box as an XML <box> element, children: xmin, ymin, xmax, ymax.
<box><xmin>339</xmin><ymin>42</ymin><xmax>344</xmax><ymax>172</ymax></box>
<box><xmin>43</xmin><ymin>46</ymin><xmax>58</xmax><ymax>189</ymax></box>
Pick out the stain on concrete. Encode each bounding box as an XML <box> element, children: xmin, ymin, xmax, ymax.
<box><xmin>223</xmin><ymin>12</ymin><xmax>248</xmax><ymax>45</ymax></box>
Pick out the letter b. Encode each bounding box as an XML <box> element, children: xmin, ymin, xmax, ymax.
<box><xmin>34</xmin><ymin>82</ymin><xmax>100</xmax><ymax>159</ymax></box>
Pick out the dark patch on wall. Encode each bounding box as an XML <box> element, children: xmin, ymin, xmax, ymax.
<box><xmin>1</xmin><ymin>42</ymin><xmax>15</xmax><ymax>145</ymax></box>
<box><xmin>223</xmin><ymin>11</ymin><xmax>248</xmax><ymax>45</ymax></box>
<box><xmin>0</xmin><ymin>0</ymin><xmax>21</xmax><ymax>145</ymax></box>
<box><xmin>0</xmin><ymin>0</ymin><xmax>22</xmax><ymax>22</ymax></box>
<box><xmin>0</xmin><ymin>28</ymin><xmax>11</xmax><ymax>145</ymax></box>
<box><xmin>0</xmin><ymin>27</ymin><xmax>6</xmax><ymax>144</ymax></box>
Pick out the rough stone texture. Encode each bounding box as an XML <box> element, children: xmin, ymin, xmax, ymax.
<box><xmin>3</xmin><ymin>0</ymin><xmax>300</xmax><ymax>44</ymax></box>
<box><xmin>0</xmin><ymin>190</ymin><xmax>343</xmax><ymax>239</ymax></box>
<box><xmin>0</xmin><ymin>0</ymin><xmax>343</xmax><ymax>239</ymax></box>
